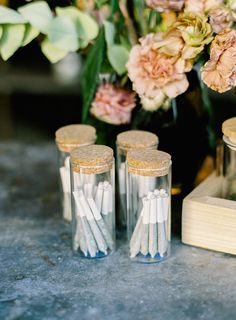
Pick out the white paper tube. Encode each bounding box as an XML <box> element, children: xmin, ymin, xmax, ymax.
<box><xmin>74</xmin><ymin>215</ymin><xmax>88</xmax><ymax>256</ymax></box>
<box><xmin>73</xmin><ymin>172</ymin><xmax>81</xmax><ymax>190</ymax></box>
<box><xmin>60</xmin><ymin>167</ymin><xmax>70</xmax><ymax>193</ymax></box>
<box><xmin>156</xmin><ymin>196</ymin><xmax>164</xmax><ymax>223</ymax></box>
<box><xmin>130</xmin><ymin>207</ymin><xmax>143</xmax><ymax>248</ymax></box>
<box><xmin>118</xmin><ymin>162</ymin><xmax>126</xmax><ymax>195</ymax></box>
<box><xmin>141</xmin><ymin>197</ymin><xmax>150</xmax><ymax>256</ymax></box>
<box><xmin>73</xmin><ymin>191</ymin><xmax>98</xmax><ymax>257</ymax></box>
<box><xmin>95</xmin><ymin>182</ymin><xmax>104</xmax><ymax>213</ymax></box>
<box><xmin>158</xmin><ymin>222</ymin><xmax>167</xmax><ymax>257</ymax></box>
<box><xmin>78</xmin><ymin>190</ymin><xmax>108</xmax><ymax>255</ymax></box>
<box><xmin>156</xmin><ymin>194</ymin><xmax>167</xmax><ymax>257</ymax></box>
<box><xmin>149</xmin><ymin>195</ymin><xmax>158</xmax><ymax>258</ymax></box>
<box><xmin>130</xmin><ymin>222</ymin><xmax>143</xmax><ymax>258</ymax></box>
<box><xmin>87</xmin><ymin>197</ymin><xmax>114</xmax><ymax>250</ymax></box>
<box><xmin>63</xmin><ymin>191</ymin><xmax>72</xmax><ymax>221</ymax></box>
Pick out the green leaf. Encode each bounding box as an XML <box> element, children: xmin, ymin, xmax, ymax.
<box><xmin>0</xmin><ymin>24</ymin><xmax>25</xmax><ymax>60</ymax></box>
<box><xmin>56</xmin><ymin>6</ymin><xmax>98</xmax><ymax>42</ymax></box>
<box><xmin>48</xmin><ymin>16</ymin><xmax>79</xmax><ymax>52</ymax></box>
<box><xmin>0</xmin><ymin>6</ymin><xmax>26</xmax><ymax>24</ymax></box>
<box><xmin>21</xmin><ymin>24</ymin><xmax>39</xmax><ymax>46</ymax></box>
<box><xmin>104</xmin><ymin>20</ymin><xmax>115</xmax><ymax>47</ymax></box>
<box><xmin>41</xmin><ymin>38</ymin><xmax>69</xmax><ymax>63</ymax></box>
<box><xmin>107</xmin><ymin>44</ymin><xmax>129</xmax><ymax>75</ymax></box>
<box><xmin>80</xmin><ymin>28</ymin><xmax>105</xmax><ymax>123</ymax></box>
<box><xmin>18</xmin><ymin>1</ymin><xmax>53</xmax><ymax>34</ymax></box>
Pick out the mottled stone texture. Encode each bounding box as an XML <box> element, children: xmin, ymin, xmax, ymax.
<box><xmin>1</xmin><ymin>142</ymin><xmax>236</xmax><ymax>320</ymax></box>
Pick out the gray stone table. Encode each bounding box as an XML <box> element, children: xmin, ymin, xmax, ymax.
<box><xmin>1</xmin><ymin>142</ymin><xmax>236</xmax><ymax>320</ymax></box>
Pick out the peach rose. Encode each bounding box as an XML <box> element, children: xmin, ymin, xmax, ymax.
<box><xmin>201</xmin><ymin>29</ymin><xmax>236</xmax><ymax>92</ymax></box>
<box><xmin>146</xmin><ymin>0</ymin><xmax>184</xmax><ymax>12</ymax></box>
<box><xmin>90</xmin><ymin>84</ymin><xmax>136</xmax><ymax>125</ymax></box>
<box><xmin>126</xmin><ymin>33</ymin><xmax>189</xmax><ymax>110</ymax></box>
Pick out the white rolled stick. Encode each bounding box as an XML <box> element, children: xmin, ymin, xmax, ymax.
<box><xmin>95</xmin><ymin>182</ymin><xmax>104</xmax><ymax>214</ymax></box>
<box><xmin>118</xmin><ymin>162</ymin><xmax>126</xmax><ymax>195</ymax></box>
<box><xmin>72</xmin><ymin>193</ymin><xmax>90</xmax><ymax>256</ymax></box>
<box><xmin>87</xmin><ymin>197</ymin><xmax>114</xmax><ymax>250</ymax></box>
<box><xmin>73</xmin><ymin>213</ymin><xmax>87</xmax><ymax>256</ymax></box>
<box><xmin>63</xmin><ymin>192</ymin><xmax>72</xmax><ymax>222</ymax></box>
<box><xmin>149</xmin><ymin>194</ymin><xmax>158</xmax><ymax>258</ymax></box>
<box><xmin>140</xmin><ymin>197</ymin><xmax>150</xmax><ymax>256</ymax></box>
<box><xmin>161</xmin><ymin>193</ymin><xmax>169</xmax><ymax>238</ymax></box>
<box><xmin>101</xmin><ymin>182</ymin><xmax>113</xmax><ymax>235</ymax></box>
<box><xmin>60</xmin><ymin>165</ymin><xmax>72</xmax><ymax>221</ymax></box>
<box><xmin>118</xmin><ymin>162</ymin><xmax>127</xmax><ymax>225</ymax></box>
<box><xmin>73</xmin><ymin>191</ymin><xmax>97</xmax><ymax>257</ymax></box>
<box><xmin>157</xmin><ymin>195</ymin><xmax>167</xmax><ymax>257</ymax></box>
<box><xmin>78</xmin><ymin>190</ymin><xmax>108</xmax><ymax>255</ymax></box>
<box><xmin>130</xmin><ymin>207</ymin><xmax>144</xmax><ymax>258</ymax></box>
<box><xmin>60</xmin><ymin>166</ymin><xmax>70</xmax><ymax>193</ymax></box>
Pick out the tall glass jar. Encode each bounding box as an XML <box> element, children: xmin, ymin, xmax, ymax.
<box><xmin>126</xmin><ymin>149</ymin><xmax>171</xmax><ymax>263</ymax></box>
<box><xmin>70</xmin><ymin>145</ymin><xmax>115</xmax><ymax>258</ymax></box>
<box><xmin>222</xmin><ymin>117</ymin><xmax>236</xmax><ymax>200</ymax></box>
<box><xmin>55</xmin><ymin>124</ymin><xmax>96</xmax><ymax>221</ymax></box>
<box><xmin>116</xmin><ymin>130</ymin><xmax>159</xmax><ymax>229</ymax></box>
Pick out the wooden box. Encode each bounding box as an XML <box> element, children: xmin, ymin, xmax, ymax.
<box><xmin>182</xmin><ymin>172</ymin><xmax>236</xmax><ymax>255</ymax></box>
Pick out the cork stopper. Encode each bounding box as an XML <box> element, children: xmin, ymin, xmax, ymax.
<box><xmin>70</xmin><ymin>145</ymin><xmax>113</xmax><ymax>174</ymax></box>
<box><xmin>55</xmin><ymin>124</ymin><xmax>96</xmax><ymax>152</ymax></box>
<box><xmin>222</xmin><ymin>117</ymin><xmax>236</xmax><ymax>145</ymax></box>
<box><xmin>127</xmin><ymin>149</ymin><xmax>171</xmax><ymax>177</ymax></box>
<box><xmin>116</xmin><ymin>130</ymin><xmax>158</xmax><ymax>155</ymax></box>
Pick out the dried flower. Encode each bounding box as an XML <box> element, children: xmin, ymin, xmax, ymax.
<box><xmin>90</xmin><ymin>84</ymin><xmax>136</xmax><ymax>125</ymax></box>
<box><xmin>209</xmin><ymin>6</ymin><xmax>234</xmax><ymax>33</ymax></box>
<box><xmin>126</xmin><ymin>33</ymin><xmax>189</xmax><ymax>111</ymax></box>
<box><xmin>184</xmin><ymin>0</ymin><xmax>224</xmax><ymax>13</ymax></box>
<box><xmin>201</xmin><ymin>29</ymin><xmax>236</xmax><ymax>92</ymax></box>
<box><xmin>172</xmin><ymin>13</ymin><xmax>213</xmax><ymax>60</ymax></box>
<box><xmin>146</xmin><ymin>0</ymin><xmax>184</xmax><ymax>12</ymax></box>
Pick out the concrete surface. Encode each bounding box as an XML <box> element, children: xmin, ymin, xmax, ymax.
<box><xmin>1</xmin><ymin>142</ymin><xmax>236</xmax><ymax>320</ymax></box>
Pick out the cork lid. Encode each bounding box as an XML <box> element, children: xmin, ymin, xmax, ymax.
<box><xmin>222</xmin><ymin>117</ymin><xmax>236</xmax><ymax>145</ymax></box>
<box><xmin>116</xmin><ymin>130</ymin><xmax>158</xmax><ymax>152</ymax></box>
<box><xmin>55</xmin><ymin>124</ymin><xmax>96</xmax><ymax>152</ymax></box>
<box><xmin>70</xmin><ymin>144</ymin><xmax>113</xmax><ymax>174</ymax></box>
<box><xmin>127</xmin><ymin>149</ymin><xmax>171</xmax><ymax>176</ymax></box>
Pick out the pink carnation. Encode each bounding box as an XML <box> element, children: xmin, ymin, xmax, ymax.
<box><xmin>126</xmin><ymin>33</ymin><xmax>189</xmax><ymax>110</ymax></box>
<box><xmin>146</xmin><ymin>0</ymin><xmax>184</xmax><ymax>12</ymax></box>
<box><xmin>209</xmin><ymin>6</ymin><xmax>234</xmax><ymax>34</ymax></box>
<box><xmin>90</xmin><ymin>84</ymin><xmax>136</xmax><ymax>125</ymax></box>
<box><xmin>201</xmin><ymin>29</ymin><xmax>236</xmax><ymax>92</ymax></box>
<box><xmin>184</xmin><ymin>0</ymin><xmax>224</xmax><ymax>13</ymax></box>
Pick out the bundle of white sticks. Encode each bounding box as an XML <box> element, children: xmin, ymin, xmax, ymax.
<box><xmin>59</xmin><ymin>156</ymin><xmax>71</xmax><ymax>221</ymax></box>
<box><xmin>73</xmin><ymin>180</ymin><xmax>114</xmax><ymax>258</ymax></box>
<box><xmin>130</xmin><ymin>189</ymin><xmax>169</xmax><ymax>259</ymax></box>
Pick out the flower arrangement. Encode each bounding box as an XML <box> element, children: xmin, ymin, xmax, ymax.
<box><xmin>0</xmin><ymin>0</ymin><xmax>235</xmax><ymax>127</ymax></box>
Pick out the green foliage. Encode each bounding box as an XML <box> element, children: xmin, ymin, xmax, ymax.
<box><xmin>0</xmin><ymin>1</ymin><xmax>99</xmax><ymax>62</ymax></box>
<box><xmin>107</xmin><ymin>44</ymin><xmax>129</xmax><ymax>75</ymax></box>
<box><xmin>18</xmin><ymin>1</ymin><xmax>53</xmax><ymax>34</ymax></box>
<box><xmin>80</xmin><ymin>28</ymin><xmax>105</xmax><ymax>123</ymax></box>
<box><xmin>0</xmin><ymin>24</ymin><xmax>25</xmax><ymax>60</ymax></box>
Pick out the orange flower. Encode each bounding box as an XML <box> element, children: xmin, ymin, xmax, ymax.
<box><xmin>201</xmin><ymin>29</ymin><xmax>236</xmax><ymax>92</ymax></box>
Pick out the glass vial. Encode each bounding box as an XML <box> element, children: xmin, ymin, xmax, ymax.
<box><xmin>126</xmin><ymin>149</ymin><xmax>171</xmax><ymax>263</ymax></box>
<box><xmin>55</xmin><ymin>124</ymin><xmax>97</xmax><ymax>222</ymax></box>
<box><xmin>222</xmin><ymin>117</ymin><xmax>236</xmax><ymax>200</ymax></box>
<box><xmin>70</xmin><ymin>145</ymin><xmax>115</xmax><ymax>258</ymax></box>
<box><xmin>116</xmin><ymin>130</ymin><xmax>158</xmax><ymax>228</ymax></box>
